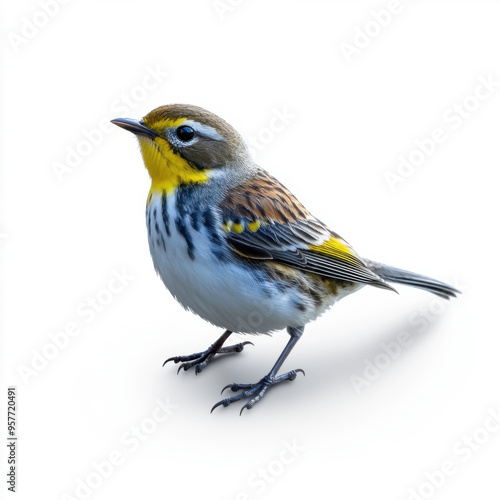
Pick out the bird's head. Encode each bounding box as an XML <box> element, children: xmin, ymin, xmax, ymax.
<box><xmin>112</xmin><ymin>104</ymin><xmax>249</xmax><ymax>194</ymax></box>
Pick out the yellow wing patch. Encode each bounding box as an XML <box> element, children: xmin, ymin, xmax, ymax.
<box><xmin>308</xmin><ymin>237</ymin><xmax>361</xmax><ymax>265</ymax></box>
<box><xmin>223</xmin><ymin>219</ymin><xmax>262</xmax><ymax>234</ymax></box>
<box><xmin>247</xmin><ymin>220</ymin><xmax>261</xmax><ymax>232</ymax></box>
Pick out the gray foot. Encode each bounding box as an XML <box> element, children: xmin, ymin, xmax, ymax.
<box><xmin>211</xmin><ymin>369</ymin><xmax>305</xmax><ymax>415</ymax></box>
<box><xmin>164</xmin><ymin>341</ymin><xmax>254</xmax><ymax>375</ymax></box>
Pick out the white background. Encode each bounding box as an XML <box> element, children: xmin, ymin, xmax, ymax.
<box><xmin>1</xmin><ymin>1</ymin><xmax>500</xmax><ymax>499</ymax></box>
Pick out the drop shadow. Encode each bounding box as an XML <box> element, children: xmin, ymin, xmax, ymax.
<box><xmin>155</xmin><ymin>300</ymin><xmax>452</xmax><ymax>414</ymax></box>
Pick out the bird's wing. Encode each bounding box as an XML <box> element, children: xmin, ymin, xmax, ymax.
<box><xmin>219</xmin><ymin>170</ymin><xmax>394</xmax><ymax>290</ymax></box>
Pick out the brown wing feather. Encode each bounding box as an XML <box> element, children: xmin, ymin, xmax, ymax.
<box><xmin>222</xmin><ymin>171</ymin><xmax>310</xmax><ymax>224</ymax></box>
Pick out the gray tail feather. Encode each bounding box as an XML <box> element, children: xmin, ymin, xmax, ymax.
<box><xmin>364</xmin><ymin>260</ymin><xmax>461</xmax><ymax>300</ymax></box>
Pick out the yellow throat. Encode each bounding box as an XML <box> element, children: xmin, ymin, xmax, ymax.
<box><xmin>138</xmin><ymin>117</ymin><xmax>209</xmax><ymax>199</ymax></box>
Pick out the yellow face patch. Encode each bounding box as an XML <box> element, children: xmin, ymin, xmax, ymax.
<box><xmin>138</xmin><ymin>117</ymin><xmax>209</xmax><ymax>199</ymax></box>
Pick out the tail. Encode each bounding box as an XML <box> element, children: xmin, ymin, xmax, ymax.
<box><xmin>365</xmin><ymin>260</ymin><xmax>460</xmax><ymax>300</ymax></box>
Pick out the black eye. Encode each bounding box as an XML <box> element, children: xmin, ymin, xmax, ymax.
<box><xmin>176</xmin><ymin>125</ymin><xmax>195</xmax><ymax>142</ymax></box>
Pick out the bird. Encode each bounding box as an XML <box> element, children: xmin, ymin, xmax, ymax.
<box><xmin>111</xmin><ymin>104</ymin><xmax>459</xmax><ymax>414</ymax></box>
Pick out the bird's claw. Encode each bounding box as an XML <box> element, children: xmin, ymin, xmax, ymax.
<box><xmin>211</xmin><ymin>369</ymin><xmax>305</xmax><ymax>414</ymax></box>
<box><xmin>163</xmin><ymin>341</ymin><xmax>254</xmax><ymax>375</ymax></box>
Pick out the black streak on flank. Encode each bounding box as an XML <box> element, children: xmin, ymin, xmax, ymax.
<box><xmin>203</xmin><ymin>209</ymin><xmax>222</xmax><ymax>245</ymax></box>
<box><xmin>174</xmin><ymin>185</ymin><xmax>198</xmax><ymax>259</ymax></box>
<box><xmin>175</xmin><ymin>216</ymin><xmax>195</xmax><ymax>260</ymax></box>
<box><xmin>153</xmin><ymin>207</ymin><xmax>162</xmax><ymax>241</ymax></box>
<box><xmin>147</xmin><ymin>208</ymin><xmax>152</xmax><ymax>239</ymax></box>
<box><xmin>294</xmin><ymin>300</ymin><xmax>307</xmax><ymax>313</ymax></box>
<box><xmin>190</xmin><ymin>210</ymin><xmax>201</xmax><ymax>231</ymax></box>
<box><xmin>161</xmin><ymin>190</ymin><xmax>170</xmax><ymax>237</ymax></box>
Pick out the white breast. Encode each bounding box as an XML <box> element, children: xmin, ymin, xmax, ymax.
<box><xmin>146</xmin><ymin>194</ymin><xmax>358</xmax><ymax>334</ymax></box>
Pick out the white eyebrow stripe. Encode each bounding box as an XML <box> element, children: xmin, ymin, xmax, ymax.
<box><xmin>182</xmin><ymin>120</ymin><xmax>225</xmax><ymax>141</ymax></box>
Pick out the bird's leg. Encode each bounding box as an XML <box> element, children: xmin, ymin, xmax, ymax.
<box><xmin>211</xmin><ymin>326</ymin><xmax>305</xmax><ymax>414</ymax></box>
<box><xmin>164</xmin><ymin>330</ymin><xmax>253</xmax><ymax>375</ymax></box>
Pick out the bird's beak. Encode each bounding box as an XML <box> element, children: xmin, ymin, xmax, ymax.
<box><xmin>111</xmin><ymin>118</ymin><xmax>160</xmax><ymax>139</ymax></box>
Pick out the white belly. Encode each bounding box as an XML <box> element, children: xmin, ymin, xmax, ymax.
<box><xmin>146</xmin><ymin>194</ymin><xmax>359</xmax><ymax>334</ymax></box>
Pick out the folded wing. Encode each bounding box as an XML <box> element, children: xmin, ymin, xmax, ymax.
<box><xmin>219</xmin><ymin>170</ymin><xmax>395</xmax><ymax>291</ymax></box>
